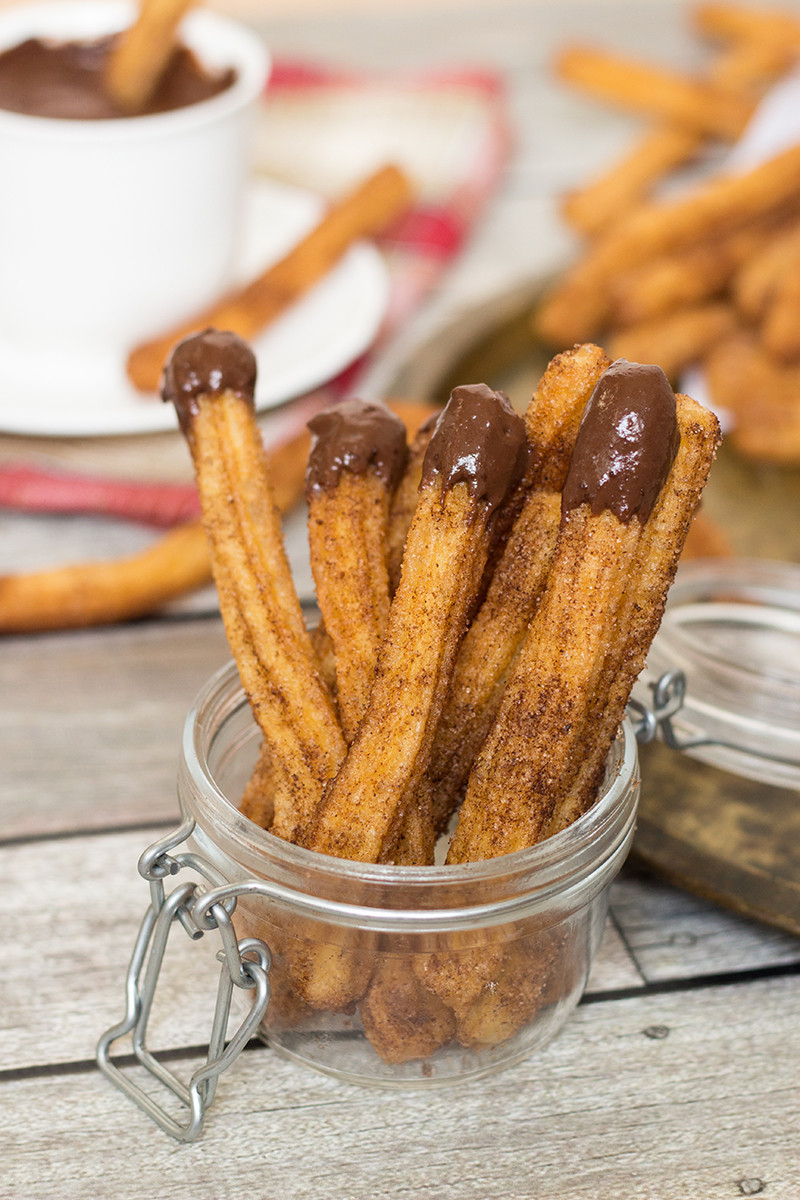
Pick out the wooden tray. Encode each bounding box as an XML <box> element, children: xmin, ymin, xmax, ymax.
<box><xmin>388</xmin><ymin>281</ymin><xmax>800</xmax><ymax>936</ymax></box>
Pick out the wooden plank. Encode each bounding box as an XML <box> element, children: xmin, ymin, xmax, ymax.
<box><xmin>0</xmin><ymin>622</ymin><xmax>232</xmax><ymax>838</ymax></box>
<box><xmin>7</xmin><ymin>827</ymin><xmax>800</xmax><ymax>1076</ymax></box>
<box><xmin>610</xmin><ymin>866</ymin><xmax>800</xmax><ymax>982</ymax></box>
<box><xmin>1</xmin><ymin>977</ymin><xmax>798</xmax><ymax>1199</ymax></box>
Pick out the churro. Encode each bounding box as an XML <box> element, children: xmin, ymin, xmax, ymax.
<box><xmin>0</xmin><ymin>427</ymin><xmax>309</xmax><ymax>637</ymax></box>
<box><xmin>693</xmin><ymin>2</ymin><xmax>800</xmax><ymax>49</ymax></box>
<box><xmin>541</xmin><ymin>7</ymin><xmax>800</xmax><ymax>463</ymax></box>
<box><xmin>705</xmin><ymin>329</ymin><xmax>800</xmax><ymax>462</ymax></box>
<box><xmin>560</xmin><ymin>34</ymin><xmax>793</xmax><ymax>239</ymax></box>
<box><xmin>414</xmin><ymin>343</ymin><xmax>610</xmax><ymax>836</ymax></box>
<box><xmin>128</xmin><ymin>164</ymin><xmax>414</xmax><ymax>393</ymax></box>
<box><xmin>548</xmin><ymin>387</ymin><xmax>721</xmax><ymax>834</ymax></box>
<box><xmin>360</xmin><ymin>957</ymin><xmax>456</xmax><ymax>1064</ymax></box>
<box><xmin>105</xmin><ymin>0</ymin><xmax>195</xmax><ymax>114</ymax></box>
<box><xmin>299</xmin><ymin>383</ymin><xmax>528</xmax><ymax>865</ymax></box>
<box><xmin>385</xmin><ymin>415</ymin><xmax>438</xmax><ymax>592</ymax></box>
<box><xmin>306</xmin><ymin>399</ymin><xmax>408</xmax><ymax>743</ymax></box>
<box><xmin>561</xmin><ymin>125</ymin><xmax>702</xmax><ymax>239</ymax></box>
<box><xmin>608</xmin><ymin>301</ymin><xmax>738</xmax><ymax>380</ymax></box>
<box><xmin>448</xmin><ymin>360</ymin><xmax>717</xmax><ymax>863</ymax></box>
<box><xmin>538</xmin><ymin>142</ymin><xmax>800</xmax><ymax>347</ymax></box>
<box><xmin>0</xmin><ymin>520</ymin><xmax>210</xmax><ymax>634</ymax></box>
<box><xmin>163</xmin><ymin>328</ymin><xmax>346</xmax><ymax>841</ymax></box>
<box><xmin>556</xmin><ymin>43</ymin><xmax>754</xmax><ymax>139</ymax></box>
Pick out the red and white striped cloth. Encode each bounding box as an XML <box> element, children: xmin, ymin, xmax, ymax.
<box><xmin>0</xmin><ymin>60</ymin><xmax>511</xmax><ymax>525</ymax></box>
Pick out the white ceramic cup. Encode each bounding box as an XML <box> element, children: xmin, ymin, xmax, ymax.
<box><xmin>0</xmin><ymin>1</ymin><xmax>269</xmax><ymax>367</ymax></box>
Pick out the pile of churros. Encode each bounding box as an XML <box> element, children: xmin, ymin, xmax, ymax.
<box><xmin>537</xmin><ymin>2</ymin><xmax>800</xmax><ymax>465</ymax></box>
<box><xmin>163</xmin><ymin>326</ymin><xmax>720</xmax><ymax>1063</ymax></box>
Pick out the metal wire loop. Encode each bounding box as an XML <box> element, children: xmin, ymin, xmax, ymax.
<box><xmin>96</xmin><ymin>831</ymin><xmax>271</xmax><ymax>1144</ymax></box>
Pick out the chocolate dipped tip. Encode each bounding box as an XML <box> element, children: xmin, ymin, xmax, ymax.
<box><xmin>306</xmin><ymin>399</ymin><xmax>409</xmax><ymax>497</ymax></box>
<box><xmin>561</xmin><ymin>359</ymin><xmax>680</xmax><ymax>525</ymax></box>
<box><xmin>161</xmin><ymin>329</ymin><xmax>257</xmax><ymax>436</ymax></box>
<box><xmin>421</xmin><ymin>382</ymin><xmax>528</xmax><ymax>516</ymax></box>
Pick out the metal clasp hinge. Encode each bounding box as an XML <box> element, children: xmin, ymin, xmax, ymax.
<box><xmin>627</xmin><ymin>668</ymin><xmax>691</xmax><ymax>749</ymax></box>
<box><xmin>96</xmin><ymin>818</ymin><xmax>271</xmax><ymax>1143</ymax></box>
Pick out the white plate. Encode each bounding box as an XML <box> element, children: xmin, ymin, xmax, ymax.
<box><xmin>0</xmin><ymin>177</ymin><xmax>389</xmax><ymax>437</ymax></box>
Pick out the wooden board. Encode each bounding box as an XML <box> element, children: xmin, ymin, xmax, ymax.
<box><xmin>4</xmin><ymin>976</ymin><xmax>799</xmax><ymax>1200</ymax></box>
<box><xmin>388</xmin><ymin>284</ymin><xmax>800</xmax><ymax>934</ymax></box>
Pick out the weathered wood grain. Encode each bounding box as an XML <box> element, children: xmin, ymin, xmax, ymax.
<box><xmin>0</xmin><ymin>622</ymin><xmax>231</xmax><ymax>838</ymax></box>
<box><xmin>611</xmin><ymin>868</ymin><xmax>800</xmax><ymax>982</ymax></box>
<box><xmin>2</xmin><ymin>977</ymin><xmax>798</xmax><ymax>1200</ymax></box>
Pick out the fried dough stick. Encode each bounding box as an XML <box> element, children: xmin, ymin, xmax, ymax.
<box><xmin>560</xmin><ymin>35</ymin><xmax>793</xmax><ymax>239</ymax></box>
<box><xmin>0</xmin><ymin>521</ymin><xmax>211</xmax><ymax>634</ymax></box>
<box><xmin>163</xmin><ymin>329</ymin><xmax>346</xmax><ymax>840</ymax></box>
<box><xmin>359</xmin><ymin>956</ymin><xmax>457</xmax><ymax>1064</ymax></box>
<box><xmin>306</xmin><ymin>399</ymin><xmax>408</xmax><ymax>743</ymax></box>
<box><xmin>447</xmin><ymin>360</ymin><xmax>706</xmax><ymax>863</ymax></box>
<box><xmin>705</xmin><ymin>329</ymin><xmax>800</xmax><ymax>463</ymax></box>
<box><xmin>693</xmin><ymin>3</ymin><xmax>800</xmax><ymax>50</ymax></box>
<box><xmin>242</xmin><ymin>401</ymin><xmax>435</xmax><ymax>832</ymax></box>
<box><xmin>536</xmin><ymin>142</ymin><xmax>800</xmax><ymax>347</ymax></box>
<box><xmin>0</xmin><ymin>427</ymin><xmax>310</xmax><ymax>637</ymax></box>
<box><xmin>608</xmin><ymin>300</ymin><xmax>738</xmax><ymax>380</ymax></box>
<box><xmin>299</xmin><ymin>384</ymin><xmax>528</xmax><ymax>865</ymax></box>
<box><xmin>556</xmin><ymin>44</ymin><xmax>755</xmax><ymax>140</ymax></box>
<box><xmin>385</xmin><ymin>416</ymin><xmax>437</xmax><ymax>592</ymax></box>
<box><xmin>105</xmin><ymin>0</ymin><xmax>195</xmax><ymax>114</ymax></box>
<box><xmin>415</xmin><ymin>343</ymin><xmax>611</xmax><ymax>836</ymax></box>
<box><xmin>128</xmin><ymin>164</ymin><xmax>414</xmax><ymax>393</ymax></box>
<box><xmin>548</xmin><ymin>389</ymin><xmax>721</xmax><ymax>834</ymax></box>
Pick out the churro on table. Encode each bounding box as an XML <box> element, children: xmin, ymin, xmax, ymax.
<box><xmin>128</xmin><ymin>163</ymin><xmax>414</xmax><ymax>394</ymax></box>
<box><xmin>165</xmin><ymin>328</ymin><xmax>719</xmax><ymax>1065</ymax></box>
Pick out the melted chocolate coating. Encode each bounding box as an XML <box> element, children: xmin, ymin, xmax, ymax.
<box><xmin>161</xmin><ymin>329</ymin><xmax>257</xmax><ymax>437</ymax></box>
<box><xmin>420</xmin><ymin>383</ymin><xmax>528</xmax><ymax>516</ymax></box>
<box><xmin>306</xmin><ymin>399</ymin><xmax>408</xmax><ymax>497</ymax></box>
<box><xmin>561</xmin><ymin>359</ymin><xmax>680</xmax><ymax>524</ymax></box>
<box><xmin>0</xmin><ymin>35</ymin><xmax>234</xmax><ymax>120</ymax></box>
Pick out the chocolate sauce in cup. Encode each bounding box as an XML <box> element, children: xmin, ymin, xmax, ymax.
<box><xmin>0</xmin><ymin>1</ymin><xmax>269</xmax><ymax>376</ymax></box>
<box><xmin>0</xmin><ymin>33</ymin><xmax>235</xmax><ymax>119</ymax></box>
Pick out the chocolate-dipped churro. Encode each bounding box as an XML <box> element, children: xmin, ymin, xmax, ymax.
<box><xmin>163</xmin><ymin>328</ymin><xmax>347</xmax><ymax>841</ymax></box>
<box><xmin>306</xmin><ymin>399</ymin><xmax>408</xmax><ymax>743</ymax></box>
<box><xmin>447</xmin><ymin>358</ymin><xmax>718</xmax><ymax>863</ymax></box>
<box><xmin>299</xmin><ymin>383</ymin><xmax>528</xmax><ymax>865</ymax></box>
<box><xmin>415</xmin><ymin>342</ymin><xmax>611</xmax><ymax>836</ymax></box>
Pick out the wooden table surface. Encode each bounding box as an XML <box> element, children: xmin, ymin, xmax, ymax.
<box><xmin>2</xmin><ymin>3</ymin><xmax>800</xmax><ymax>1197</ymax></box>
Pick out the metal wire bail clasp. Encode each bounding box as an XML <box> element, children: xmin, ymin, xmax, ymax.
<box><xmin>627</xmin><ymin>668</ymin><xmax>688</xmax><ymax>747</ymax></box>
<box><xmin>96</xmin><ymin>817</ymin><xmax>271</xmax><ymax>1143</ymax></box>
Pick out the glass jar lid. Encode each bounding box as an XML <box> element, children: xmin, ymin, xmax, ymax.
<box><xmin>635</xmin><ymin>558</ymin><xmax>800</xmax><ymax>788</ymax></box>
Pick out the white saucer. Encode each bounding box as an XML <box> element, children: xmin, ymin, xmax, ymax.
<box><xmin>0</xmin><ymin>178</ymin><xmax>389</xmax><ymax>438</ymax></box>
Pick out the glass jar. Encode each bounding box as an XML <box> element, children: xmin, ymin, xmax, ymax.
<box><xmin>631</xmin><ymin>558</ymin><xmax>800</xmax><ymax>933</ymax></box>
<box><xmin>177</xmin><ymin>659</ymin><xmax>640</xmax><ymax>1088</ymax></box>
<box><xmin>635</xmin><ymin>558</ymin><xmax>800</xmax><ymax>787</ymax></box>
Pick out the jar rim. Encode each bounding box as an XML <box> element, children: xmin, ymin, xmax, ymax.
<box><xmin>178</xmin><ymin>659</ymin><xmax>639</xmax><ymax>921</ymax></box>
